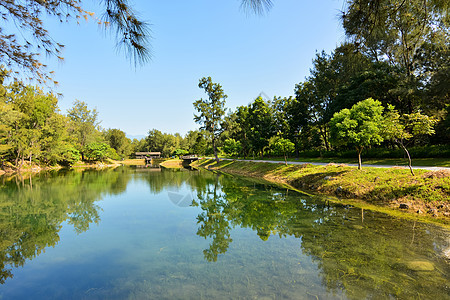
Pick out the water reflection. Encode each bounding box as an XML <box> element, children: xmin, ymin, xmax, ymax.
<box><xmin>0</xmin><ymin>167</ymin><xmax>448</xmax><ymax>299</ymax></box>
<box><xmin>0</xmin><ymin>168</ymin><xmax>131</xmax><ymax>283</ymax></box>
<box><xmin>193</xmin><ymin>173</ymin><xmax>450</xmax><ymax>299</ymax></box>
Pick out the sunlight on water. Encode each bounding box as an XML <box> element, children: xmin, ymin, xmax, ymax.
<box><xmin>0</xmin><ymin>167</ymin><xmax>448</xmax><ymax>299</ymax></box>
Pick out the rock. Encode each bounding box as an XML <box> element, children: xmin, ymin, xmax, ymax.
<box><xmin>336</xmin><ymin>186</ymin><xmax>343</xmax><ymax>194</ymax></box>
<box><xmin>405</xmin><ymin>261</ymin><xmax>435</xmax><ymax>271</ymax></box>
<box><xmin>416</xmin><ymin>209</ymin><xmax>423</xmax><ymax>214</ymax></box>
<box><xmin>399</xmin><ymin>203</ymin><xmax>409</xmax><ymax>209</ymax></box>
<box><xmin>443</xmin><ymin>247</ymin><xmax>450</xmax><ymax>260</ymax></box>
<box><xmin>324</xmin><ymin>176</ymin><xmax>333</xmax><ymax>180</ymax></box>
<box><xmin>428</xmin><ymin>208</ymin><xmax>437</xmax><ymax>215</ymax></box>
<box><xmin>352</xmin><ymin>225</ymin><xmax>364</xmax><ymax>230</ymax></box>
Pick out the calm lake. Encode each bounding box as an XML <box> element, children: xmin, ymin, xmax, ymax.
<box><xmin>0</xmin><ymin>166</ymin><xmax>449</xmax><ymax>299</ymax></box>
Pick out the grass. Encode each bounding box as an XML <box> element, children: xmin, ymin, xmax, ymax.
<box><xmin>120</xmin><ymin>158</ymin><xmax>146</xmax><ymax>166</ymax></box>
<box><xmin>193</xmin><ymin>159</ymin><xmax>450</xmax><ymax>225</ymax></box>
<box><xmin>222</xmin><ymin>156</ymin><xmax>450</xmax><ymax>167</ymax></box>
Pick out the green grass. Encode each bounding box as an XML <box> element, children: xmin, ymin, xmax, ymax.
<box><xmin>222</xmin><ymin>156</ymin><xmax>450</xmax><ymax>167</ymax></box>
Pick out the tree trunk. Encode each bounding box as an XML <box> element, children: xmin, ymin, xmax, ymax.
<box><xmin>398</xmin><ymin>142</ymin><xmax>415</xmax><ymax>176</ymax></box>
<box><xmin>284</xmin><ymin>152</ymin><xmax>287</xmax><ymax>166</ymax></box>
<box><xmin>357</xmin><ymin>147</ymin><xmax>362</xmax><ymax>170</ymax></box>
<box><xmin>212</xmin><ymin>137</ymin><xmax>219</xmax><ymax>162</ymax></box>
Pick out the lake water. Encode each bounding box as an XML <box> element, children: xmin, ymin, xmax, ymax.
<box><xmin>0</xmin><ymin>166</ymin><xmax>449</xmax><ymax>299</ymax></box>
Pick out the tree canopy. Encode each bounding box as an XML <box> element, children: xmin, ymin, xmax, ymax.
<box><xmin>329</xmin><ymin>98</ymin><xmax>385</xmax><ymax>169</ymax></box>
<box><xmin>193</xmin><ymin>77</ymin><xmax>227</xmax><ymax>162</ymax></box>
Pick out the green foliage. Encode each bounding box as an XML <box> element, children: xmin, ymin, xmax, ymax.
<box><xmin>58</xmin><ymin>146</ymin><xmax>81</xmax><ymax>166</ymax></box>
<box><xmin>248</xmin><ymin>97</ymin><xmax>274</xmax><ymax>157</ymax></box>
<box><xmin>67</xmin><ymin>100</ymin><xmax>102</xmax><ymax>160</ymax></box>
<box><xmin>83</xmin><ymin>142</ymin><xmax>115</xmax><ymax>162</ymax></box>
<box><xmin>330</xmin><ymin>98</ymin><xmax>385</xmax><ymax>169</ymax></box>
<box><xmin>193</xmin><ymin>77</ymin><xmax>227</xmax><ymax>161</ymax></box>
<box><xmin>269</xmin><ymin>137</ymin><xmax>295</xmax><ymax>156</ymax></box>
<box><xmin>269</xmin><ymin>136</ymin><xmax>295</xmax><ymax>165</ymax></box>
<box><xmin>141</xmin><ymin>129</ymin><xmax>183</xmax><ymax>158</ymax></box>
<box><xmin>172</xmin><ymin>149</ymin><xmax>188</xmax><ymax>157</ymax></box>
<box><xmin>104</xmin><ymin>128</ymin><xmax>132</xmax><ymax>159</ymax></box>
<box><xmin>223</xmin><ymin>138</ymin><xmax>242</xmax><ymax>156</ymax></box>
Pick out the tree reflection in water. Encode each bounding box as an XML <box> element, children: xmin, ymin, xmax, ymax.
<box><xmin>0</xmin><ymin>168</ymin><xmax>131</xmax><ymax>283</ymax></box>
<box><xmin>0</xmin><ymin>167</ymin><xmax>448</xmax><ymax>299</ymax></box>
<box><xmin>194</xmin><ymin>173</ymin><xmax>450</xmax><ymax>299</ymax></box>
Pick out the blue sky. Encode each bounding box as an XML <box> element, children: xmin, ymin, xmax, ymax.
<box><xmin>42</xmin><ymin>0</ymin><xmax>345</xmax><ymax>137</ymax></box>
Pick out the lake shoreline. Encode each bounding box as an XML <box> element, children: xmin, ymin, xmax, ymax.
<box><xmin>192</xmin><ymin>159</ymin><xmax>450</xmax><ymax>226</ymax></box>
<box><xmin>0</xmin><ymin>161</ymin><xmax>123</xmax><ymax>176</ymax></box>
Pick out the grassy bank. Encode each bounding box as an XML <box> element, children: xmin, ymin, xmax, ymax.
<box><xmin>222</xmin><ymin>156</ymin><xmax>450</xmax><ymax>167</ymax></box>
<box><xmin>193</xmin><ymin>159</ymin><xmax>450</xmax><ymax>225</ymax></box>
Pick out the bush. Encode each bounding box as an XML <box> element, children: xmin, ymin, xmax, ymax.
<box><xmin>84</xmin><ymin>142</ymin><xmax>113</xmax><ymax>162</ymax></box>
<box><xmin>58</xmin><ymin>146</ymin><xmax>81</xmax><ymax>166</ymax></box>
<box><xmin>172</xmin><ymin>149</ymin><xmax>189</xmax><ymax>157</ymax></box>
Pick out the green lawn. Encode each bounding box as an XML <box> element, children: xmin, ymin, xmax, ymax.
<box><xmin>224</xmin><ymin>156</ymin><xmax>450</xmax><ymax>167</ymax></box>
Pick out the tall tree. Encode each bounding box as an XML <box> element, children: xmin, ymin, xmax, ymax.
<box><xmin>67</xmin><ymin>100</ymin><xmax>101</xmax><ymax>160</ymax></box>
<box><xmin>248</xmin><ymin>97</ymin><xmax>274</xmax><ymax>158</ymax></box>
<box><xmin>193</xmin><ymin>77</ymin><xmax>227</xmax><ymax>162</ymax></box>
<box><xmin>342</xmin><ymin>0</ymin><xmax>449</xmax><ymax>112</ymax></box>
<box><xmin>104</xmin><ymin>128</ymin><xmax>132</xmax><ymax>159</ymax></box>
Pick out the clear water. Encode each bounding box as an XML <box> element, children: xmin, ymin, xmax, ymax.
<box><xmin>0</xmin><ymin>166</ymin><xmax>449</xmax><ymax>299</ymax></box>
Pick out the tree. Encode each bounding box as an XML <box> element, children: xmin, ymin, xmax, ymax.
<box><xmin>248</xmin><ymin>97</ymin><xmax>274</xmax><ymax>158</ymax></box>
<box><xmin>383</xmin><ymin>106</ymin><xmax>437</xmax><ymax>175</ymax></box>
<box><xmin>104</xmin><ymin>128</ymin><xmax>132</xmax><ymax>159</ymax></box>
<box><xmin>1</xmin><ymin>0</ymin><xmax>150</xmax><ymax>83</ymax></box>
<box><xmin>193</xmin><ymin>77</ymin><xmax>227</xmax><ymax>162</ymax></box>
<box><xmin>83</xmin><ymin>142</ymin><xmax>116</xmax><ymax>161</ymax></box>
<box><xmin>291</xmin><ymin>51</ymin><xmax>337</xmax><ymax>151</ymax></box>
<box><xmin>67</xmin><ymin>100</ymin><xmax>101</xmax><ymax>161</ymax></box>
<box><xmin>329</xmin><ymin>98</ymin><xmax>385</xmax><ymax>169</ymax></box>
<box><xmin>342</xmin><ymin>0</ymin><xmax>450</xmax><ymax>113</ymax></box>
<box><xmin>271</xmin><ymin>96</ymin><xmax>293</xmax><ymax>137</ymax></box>
<box><xmin>223</xmin><ymin>138</ymin><xmax>242</xmax><ymax>157</ymax></box>
<box><xmin>269</xmin><ymin>136</ymin><xmax>295</xmax><ymax>165</ymax></box>
<box><xmin>227</xmin><ymin>105</ymin><xmax>252</xmax><ymax>157</ymax></box>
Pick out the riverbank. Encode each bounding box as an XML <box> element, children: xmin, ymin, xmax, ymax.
<box><xmin>192</xmin><ymin>159</ymin><xmax>450</xmax><ymax>225</ymax></box>
<box><xmin>0</xmin><ymin>160</ymin><xmax>124</xmax><ymax>176</ymax></box>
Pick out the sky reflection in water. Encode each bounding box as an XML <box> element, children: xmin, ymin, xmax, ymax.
<box><xmin>0</xmin><ymin>167</ymin><xmax>448</xmax><ymax>299</ymax></box>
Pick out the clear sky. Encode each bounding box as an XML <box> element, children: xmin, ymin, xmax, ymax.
<box><xmin>41</xmin><ymin>0</ymin><xmax>345</xmax><ymax>138</ymax></box>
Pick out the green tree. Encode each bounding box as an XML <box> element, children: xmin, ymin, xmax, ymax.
<box><xmin>193</xmin><ymin>77</ymin><xmax>227</xmax><ymax>162</ymax></box>
<box><xmin>271</xmin><ymin>96</ymin><xmax>293</xmax><ymax>137</ymax></box>
<box><xmin>269</xmin><ymin>136</ymin><xmax>295</xmax><ymax>165</ymax></box>
<box><xmin>342</xmin><ymin>0</ymin><xmax>449</xmax><ymax>113</ymax></box>
<box><xmin>228</xmin><ymin>105</ymin><xmax>252</xmax><ymax>157</ymax></box>
<box><xmin>67</xmin><ymin>100</ymin><xmax>101</xmax><ymax>161</ymax></box>
<box><xmin>383</xmin><ymin>106</ymin><xmax>437</xmax><ymax>175</ymax></box>
<box><xmin>104</xmin><ymin>128</ymin><xmax>132</xmax><ymax>159</ymax></box>
<box><xmin>223</xmin><ymin>138</ymin><xmax>242</xmax><ymax>157</ymax></box>
<box><xmin>2</xmin><ymin>84</ymin><xmax>63</xmax><ymax>167</ymax></box>
<box><xmin>84</xmin><ymin>142</ymin><xmax>115</xmax><ymax>161</ymax></box>
<box><xmin>329</xmin><ymin>98</ymin><xmax>385</xmax><ymax>170</ymax></box>
<box><xmin>248</xmin><ymin>97</ymin><xmax>274</xmax><ymax>158</ymax></box>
